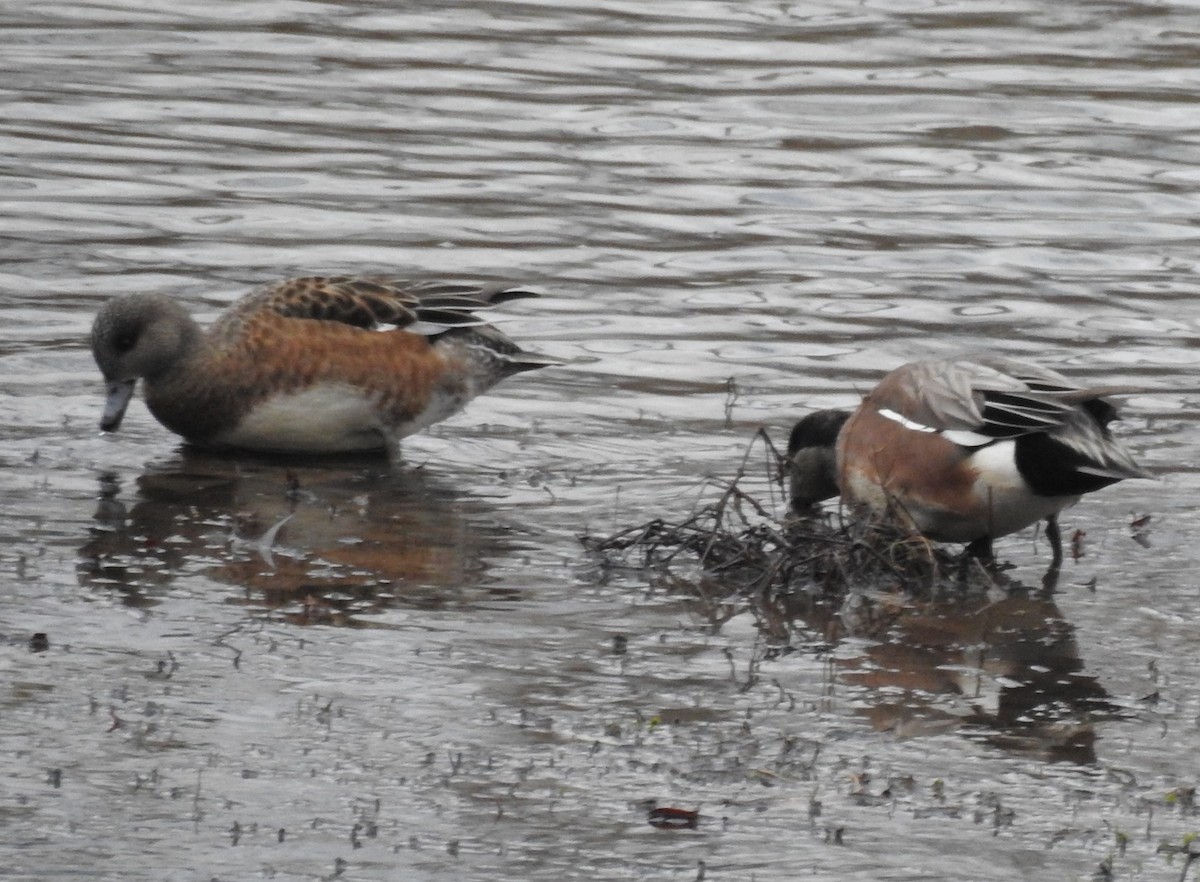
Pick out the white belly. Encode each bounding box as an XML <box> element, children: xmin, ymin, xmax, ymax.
<box><xmin>214</xmin><ymin>384</ymin><xmax>389</xmax><ymax>453</ymax></box>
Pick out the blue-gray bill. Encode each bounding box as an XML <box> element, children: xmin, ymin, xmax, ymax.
<box><xmin>100</xmin><ymin>379</ymin><xmax>135</xmax><ymax>432</ymax></box>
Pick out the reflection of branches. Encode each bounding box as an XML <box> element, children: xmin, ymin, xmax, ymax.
<box><xmin>1157</xmin><ymin>835</ymin><xmax>1200</xmax><ymax>882</ymax></box>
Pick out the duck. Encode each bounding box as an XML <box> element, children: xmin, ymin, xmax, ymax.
<box><xmin>90</xmin><ymin>275</ymin><xmax>557</xmax><ymax>457</ymax></box>
<box><xmin>787</xmin><ymin>354</ymin><xmax>1152</xmax><ymax>563</ymax></box>
<box><xmin>786</xmin><ymin>408</ymin><xmax>849</xmax><ymax>509</ymax></box>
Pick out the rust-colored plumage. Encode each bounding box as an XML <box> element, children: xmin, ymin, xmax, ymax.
<box><xmin>91</xmin><ymin>275</ymin><xmax>556</xmax><ymax>456</ymax></box>
<box><xmin>788</xmin><ymin>354</ymin><xmax>1151</xmax><ymax>562</ymax></box>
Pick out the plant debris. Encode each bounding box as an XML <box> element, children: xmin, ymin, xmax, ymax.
<box><xmin>581</xmin><ymin>429</ymin><xmax>997</xmax><ymax>607</ymax></box>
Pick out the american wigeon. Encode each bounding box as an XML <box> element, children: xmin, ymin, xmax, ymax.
<box><xmin>786</xmin><ymin>408</ymin><xmax>849</xmax><ymax>508</ymax></box>
<box><xmin>90</xmin><ymin>276</ymin><xmax>557</xmax><ymax>457</ymax></box>
<box><xmin>788</xmin><ymin>354</ymin><xmax>1152</xmax><ymax>562</ymax></box>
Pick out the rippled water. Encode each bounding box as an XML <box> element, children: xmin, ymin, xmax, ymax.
<box><xmin>3</xmin><ymin>2</ymin><xmax>1200</xmax><ymax>880</ymax></box>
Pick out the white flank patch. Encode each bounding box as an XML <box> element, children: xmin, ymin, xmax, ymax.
<box><xmin>966</xmin><ymin>441</ymin><xmax>1023</xmax><ymax>492</ymax></box>
<box><xmin>967</xmin><ymin>440</ymin><xmax>1079</xmax><ymax>537</ymax></box>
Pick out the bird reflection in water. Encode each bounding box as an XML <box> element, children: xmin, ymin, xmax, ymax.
<box><xmin>671</xmin><ymin>572</ymin><xmax>1111</xmax><ymax>764</ymax></box>
<box><xmin>77</xmin><ymin>450</ymin><xmax>523</xmax><ymax>624</ymax></box>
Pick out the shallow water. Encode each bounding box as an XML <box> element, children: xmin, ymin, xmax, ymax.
<box><xmin>3</xmin><ymin>1</ymin><xmax>1200</xmax><ymax>880</ymax></box>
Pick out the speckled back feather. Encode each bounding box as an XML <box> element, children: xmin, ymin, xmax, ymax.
<box><xmin>216</xmin><ymin>276</ymin><xmax>539</xmax><ymax>337</ymax></box>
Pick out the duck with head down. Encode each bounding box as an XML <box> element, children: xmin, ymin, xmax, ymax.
<box><xmin>90</xmin><ymin>275</ymin><xmax>558</xmax><ymax>459</ymax></box>
<box><xmin>787</xmin><ymin>354</ymin><xmax>1152</xmax><ymax>564</ymax></box>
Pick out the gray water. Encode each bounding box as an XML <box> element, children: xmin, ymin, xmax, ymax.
<box><xmin>3</xmin><ymin>2</ymin><xmax>1199</xmax><ymax>880</ymax></box>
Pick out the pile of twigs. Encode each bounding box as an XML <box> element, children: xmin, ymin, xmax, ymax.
<box><xmin>581</xmin><ymin>430</ymin><xmax>981</xmax><ymax>601</ymax></box>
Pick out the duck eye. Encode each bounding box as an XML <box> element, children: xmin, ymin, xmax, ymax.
<box><xmin>112</xmin><ymin>330</ymin><xmax>138</xmax><ymax>353</ymax></box>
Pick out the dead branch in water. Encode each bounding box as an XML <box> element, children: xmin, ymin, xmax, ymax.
<box><xmin>580</xmin><ymin>429</ymin><xmax>982</xmax><ymax>603</ymax></box>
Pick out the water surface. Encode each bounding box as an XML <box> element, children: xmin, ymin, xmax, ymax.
<box><xmin>3</xmin><ymin>2</ymin><xmax>1199</xmax><ymax>880</ymax></box>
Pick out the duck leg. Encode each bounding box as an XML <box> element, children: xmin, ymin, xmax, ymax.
<box><xmin>1038</xmin><ymin>515</ymin><xmax>1064</xmax><ymax>592</ymax></box>
<box><xmin>965</xmin><ymin>534</ymin><xmax>995</xmax><ymax>566</ymax></box>
<box><xmin>1045</xmin><ymin>514</ymin><xmax>1063</xmax><ymax>568</ymax></box>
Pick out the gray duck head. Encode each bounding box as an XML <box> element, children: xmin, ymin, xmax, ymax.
<box><xmin>91</xmin><ymin>293</ymin><xmax>201</xmax><ymax>431</ymax></box>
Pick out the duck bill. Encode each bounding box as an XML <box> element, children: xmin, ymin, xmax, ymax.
<box><xmin>100</xmin><ymin>379</ymin><xmax>136</xmax><ymax>432</ymax></box>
